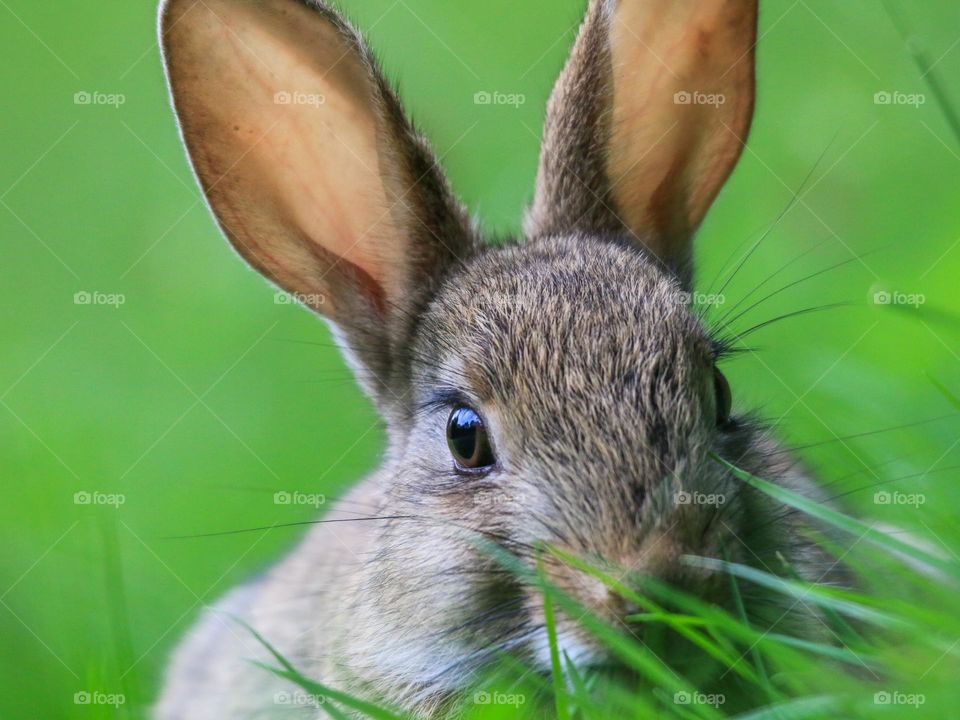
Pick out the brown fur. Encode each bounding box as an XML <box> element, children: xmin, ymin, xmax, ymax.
<box><xmin>155</xmin><ymin>1</ymin><xmax>840</xmax><ymax>717</ymax></box>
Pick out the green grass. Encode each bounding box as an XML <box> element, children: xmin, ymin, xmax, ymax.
<box><xmin>248</xmin><ymin>457</ymin><xmax>960</xmax><ymax>719</ymax></box>
<box><xmin>245</xmin><ymin>463</ymin><xmax>960</xmax><ymax>719</ymax></box>
<box><xmin>1</xmin><ymin>0</ymin><xmax>959</xmax><ymax>718</ymax></box>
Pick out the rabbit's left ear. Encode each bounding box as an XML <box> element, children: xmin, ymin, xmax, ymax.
<box><xmin>160</xmin><ymin>0</ymin><xmax>476</xmax><ymax>399</ymax></box>
<box><xmin>526</xmin><ymin>0</ymin><xmax>759</xmax><ymax>284</ymax></box>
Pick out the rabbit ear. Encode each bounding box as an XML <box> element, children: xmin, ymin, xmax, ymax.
<box><xmin>525</xmin><ymin>0</ymin><xmax>758</xmax><ymax>283</ymax></box>
<box><xmin>160</xmin><ymin>0</ymin><xmax>475</xmax><ymax>400</ymax></box>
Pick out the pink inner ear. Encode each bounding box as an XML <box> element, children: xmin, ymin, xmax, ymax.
<box><xmin>167</xmin><ymin>0</ymin><xmax>403</xmax><ymax>309</ymax></box>
<box><xmin>606</xmin><ymin>0</ymin><xmax>757</xmax><ymax>256</ymax></box>
<box><xmin>245</xmin><ymin>13</ymin><xmax>398</xmax><ymax>287</ymax></box>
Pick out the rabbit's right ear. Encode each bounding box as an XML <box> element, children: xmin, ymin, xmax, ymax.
<box><xmin>160</xmin><ymin>0</ymin><xmax>476</xmax><ymax>402</ymax></box>
<box><xmin>526</xmin><ymin>0</ymin><xmax>759</xmax><ymax>285</ymax></box>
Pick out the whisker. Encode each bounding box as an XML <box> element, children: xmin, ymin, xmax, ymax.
<box><xmin>161</xmin><ymin>516</ymin><xmax>412</xmax><ymax>540</ymax></box>
<box><xmin>710</xmin><ymin>235</ymin><xmax>834</xmax><ymax>322</ymax></box>
<box><xmin>707</xmin><ymin>139</ymin><xmax>837</xmax><ymax>304</ymax></box>
<box><xmin>722</xmin><ymin>302</ymin><xmax>851</xmax><ymax>343</ymax></box>
<box><xmin>715</xmin><ymin>250</ymin><xmax>881</xmax><ymax>333</ymax></box>
<box><xmin>765</xmin><ymin>411</ymin><xmax>959</xmax><ymax>457</ymax></box>
<box><xmin>825</xmin><ymin>463</ymin><xmax>960</xmax><ymax>503</ymax></box>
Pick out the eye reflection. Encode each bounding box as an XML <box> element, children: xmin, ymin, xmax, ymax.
<box><xmin>447</xmin><ymin>405</ymin><xmax>495</xmax><ymax>470</ymax></box>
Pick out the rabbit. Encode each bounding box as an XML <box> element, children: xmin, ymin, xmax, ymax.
<box><xmin>155</xmin><ymin>0</ymin><xmax>847</xmax><ymax>717</ymax></box>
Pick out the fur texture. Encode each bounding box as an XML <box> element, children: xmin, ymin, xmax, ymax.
<box><xmin>155</xmin><ymin>0</ymin><xmax>842</xmax><ymax>717</ymax></box>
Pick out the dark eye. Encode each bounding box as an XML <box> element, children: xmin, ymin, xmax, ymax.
<box><xmin>447</xmin><ymin>405</ymin><xmax>495</xmax><ymax>470</ymax></box>
<box><xmin>714</xmin><ymin>367</ymin><xmax>732</xmax><ymax>427</ymax></box>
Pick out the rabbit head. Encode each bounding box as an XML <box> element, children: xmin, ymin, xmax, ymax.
<box><xmin>162</xmin><ymin>0</ymin><xmax>832</xmax><ymax>703</ymax></box>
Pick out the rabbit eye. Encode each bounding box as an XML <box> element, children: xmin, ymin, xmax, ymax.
<box><xmin>447</xmin><ymin>406</ymin><xmax>495</xmax><ymax>470</ymax></box>
<box><xmin>714</xmin><ymin>368</ymin><xmax>732</xmax><ymax>426</ymax></box>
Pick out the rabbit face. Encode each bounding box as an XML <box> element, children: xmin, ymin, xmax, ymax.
<box><xmin>412</xmin><ymin>236</ymin><xmax>717</xmax><ymax>535</ymax></box>
<box><xmin>160</xmin><ymin>0</ymin><xmax>835</xmax><ymax>707</ymax></box>
<box><xmin>358</xmin><ymin>235</ymin><xmax>778</xmax><ymax>679</ymax></box>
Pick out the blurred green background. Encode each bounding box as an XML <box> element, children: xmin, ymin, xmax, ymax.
<box><xmin>1</xmin><ymin>1</ymin><xmax>959</xmax><ymax>718</ymax></box>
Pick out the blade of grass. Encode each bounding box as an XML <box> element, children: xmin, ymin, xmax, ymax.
<box><xmin>724</xmin><ymin>548</ymin><xmax>773</xmax><ymax>697</ymax></box>
<box><xmin>685</xmin><ymin>556</ymin><xmax>899</xmax><ymax>628</ymax></box>
<box><xmin>545</xmin><ymin>544</ymin><xmax>764</xmax><ymax>687</ymax></box>
<box><xmin>482</xmin><ymin>541</ymin><xmax>725</xmax><ymax>720</ymax></box>
<box><xmin>929</xmin><ymin>375</ymin><xmax>960</xmax><ymax>410</ymax></box>
<box><xmin>635</xmin><ymin>577</ymin><xmax>855</xmax><ymax>690</ymax></box>
<box><xmin>732</xmin><ymin>694</ymin><xmax>843</xmax><ymax>720</ymax></box>
<box><xmin>711</xmin><ymin>454</ymin><xmax>959</xmax><ymax>581</ymax></box>
<box><xmin>538</xmin><ymin>556</ymin><xmax>571</xmax><ymax>720</ymax></box>
<box><xmin>774</xmin><ymin>550</ymin><xmax>865</xmax><ymax>646</ymax></box>
<box><xmin>240</xmin><ymin>620</ymin><xmax>406</xmax><ymax>720</ymax></box>
<box><xmin>881</xmin><ymin>0</ymin><xmax>960</xmax><ymax>143</ymax></box>
<box><xmin>763</xmin><ymin>632</ymin><xmax>880</xmax><ymax>669</ymax></box>
<box><xmin>318</xmin><ymin>699</ymin><xmax>354</xmax><ymax>720</ymax></box>
<box><xmin>99</xmin><ymin>517</ymin><xmax>140</xmax><ymax>715</ymax></box>
<box><xmin>561</xmin><ymin>651</ymin><xmax>615</xmax><ymax>720</ymax></box>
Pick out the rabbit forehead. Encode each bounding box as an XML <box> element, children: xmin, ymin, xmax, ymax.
<box><xmin>418</xmin><ymin>235</ymin><xmax>713</xmax><ymax>458</ymax></box>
